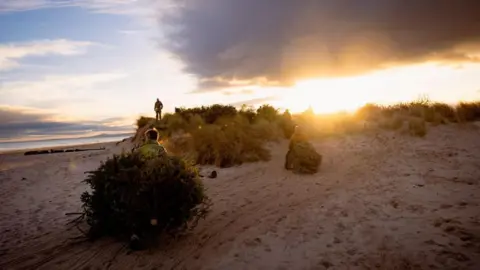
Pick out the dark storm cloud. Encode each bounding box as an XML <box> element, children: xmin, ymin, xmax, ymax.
<box><xmin>0</xmin><ymin>107</ymin><xmax>133</xmax><ymax>140</ymax></box>
<box><xmin>161</xmin><ymin>0</ymin><xmax>480</xmax><ymax>91</ymax></box>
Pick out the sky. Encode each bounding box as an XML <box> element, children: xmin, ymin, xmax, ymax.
<box><xmin>1</xmin><ymin>0</ymin><xmax>480</xmax><ymax>142</ymax></box>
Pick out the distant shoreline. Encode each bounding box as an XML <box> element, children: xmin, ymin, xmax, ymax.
<box><xmin>0</xmin><ymin>132</ymin><xmax>133</xmax><ymax>144</ymax></box>
<box><xmin>0</xmin><ymin>135</ymin><xmax>132</xmax><ymax>155</ymax></box>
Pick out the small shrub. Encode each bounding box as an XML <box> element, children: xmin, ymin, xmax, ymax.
<box><xmin>389</xmin><ymin>115</ymin><xmax>405</xmax><ymax>130</ymax></box>
<box><xmin>431</xmin><ymin>103</ymin><xmax>456</xmax><ymax>122</ymax></box>
<box><xmin>431</xmin><ymin>112</ymin><xmax>447</xmax><ymax>126</ymax></box>
<box><xmin>187</xmin><ymin>114</ymin><xmax>205</xmax><ymax>131</ymax></box>
<box><xmin>256</xmin><ymin>104</ymin><xmax>279</xmax><ymax>122</ymax></box>
<box><xmin>174</xmin><ymin>104</ymin><xmax>237</xmax><ymax>124</ymax></box>
<box><xmin>80</xmin><ymin>153</ymin><xmax>210</xmax><ymax>248</ymax></box>
<box><xmin>163</xmin><ymin>131</ymin><xmax>193</xmax><ymax>157</ymax></box>
<box><xmin>455</xmin><ymin>102</ymin><xmax>480</xmax><ymax>122</ymax></box>
<box><xmin>356</xmin><ymin>103</ymin><xmax>383</xmax><ymax>121</ymax></box>
<box><xmin>381</xmin><ymin>106</ymin><xmax>396</xmax><ymax>118</ymax></box>
<box><xmin>339</xmin><ymin>117</ymin><xmax>366</xmax><ymax>134</ymax></box>
<box><xmin>239</xmin><ymin>105</ymin><xmax>256</xmax><ymax>123</ymax></box>
<box><xmin>189</xmin><ymin>119</ymin><xmax>271</xmax><ymax>168</ymax></box>
<box><xmin>136</xmin><ymin>116</ymin><xmax>153</xmax><ymax>129</ymax></box>
<box><xmin>408</xmin><ymin>117</ymin><xmax>427</xmax><ymax>137</ymax></box>
<box><xmin>279</xmin><ymin>110</ymin><xmax>295</xmax><ymax>139</ymax></box>
<box><xmin>422</xmin><ymin>106</ymin><xmax>436</xmax><ymax>123</ymax></box>
<box><xmin>423</xmin><ymin>105</ymin><xmax>449</xmax><ymax>124</ymax></box>
<box><xmin>378</xmin><ymin>115</ymin><xmax>404</xmax><ymax>130</ymax></box>
<box><xmin>409</xmin><ymin>104</ymin><xmax>425</xmax><ymax>118</ymax></box>
<box><xmin>162</xmin><ymin>113</ymin><xmax>188</xmax><ymax>133</ymax></box>
<box><xmin>190</xmin><ymin>124</ymin><xmax>219</xmax><ymax>165</ymax></box>
<box><xmin>204</xmin><ymin>104</ymin><xmax>237</xmax><ymax>124</ymax></box>
<box><xmin>251</xmin><ymin>118</ymin><xmax>281</xmax><ymax>142</ymax></box>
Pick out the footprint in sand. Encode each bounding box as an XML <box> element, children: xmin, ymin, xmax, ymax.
<box><xmin>244</xmin><ymin>237</ymin><xmax>262</xmax><ymax>247</ymax></box>
<box><xmin>433</xmin><ymin>218</ymin><xmax>480</xmax><ymax>253</ymax></box>
<box><xmin>390</xmin><ymin>199</ymin><xmax>400</xmax><ymax>209</ymax></box>
<box><xmin>433</xmin><ymin>217</ymin><xmax>461</xmax><ymax>228</ymax></box>
<box><xmin>333</xmin><ymin>237</ymin><xmax>342</xmax><ymax>244</ymax></box>
<box><xmin>440</xmin><ymin>204</ymin><xmax>454</xmax><ymax>209</ymax></box>
<box><xmin>406</xmin><ymin>204</ymin><xmax>425</xmax><ymax>214</ymax></box>
<box><xmin>457</xmin><ymin>201</ymin><xmax>469</xmax><ymax>207</ymax></box>
<box><xmin>443</xmin><ymin>225</ymin><xmax>477</xmax><ymax>243</ymax></box>
<box><xmin>435</xmin><ymin>249</ymin><xmax>470</xmax><ymax>264</ymax></box>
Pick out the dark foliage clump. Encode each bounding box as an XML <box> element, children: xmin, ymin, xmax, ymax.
<box><xmin>80</xmin><ymin>153</ymin><xmax>211</xmax><ymax>247</ymax></box>
<box><xmin>285</xmin><ymin>126</ymin><xmax>321</xmax><ymax>174</ymax></box>
<box><xmin>175</xmin><ymin>104</ymin><xmax>237</xmax><ymax>124</ymax></box>
<box><xmin>238</xmin><ymin>105</ymin><xmax>257</xmax><ymax>124</ymax></box>
<box><xmin>455</xmin><ymin>102</ymin><xmax>480</xmax><ymax>122</ymax></box>
<box><xmin>256</xmin><ymin>104</ymin><xmax>279</xmax><ymax>122</ymax></box>
<box><xmin>285</xmin><ymin>141</ymin><xmax>322</xmax><ymax>174</ymax></box>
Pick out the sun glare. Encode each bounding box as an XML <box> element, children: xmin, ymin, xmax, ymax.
<box><xmin>284</xmin><ymin>78</ymin><xmax>373</xmax><ymax>114</ymax></box>
<box><xmin>277</xmin><ymin>63</ymin><xmax>480</xmax><ymax>114</ymax></box>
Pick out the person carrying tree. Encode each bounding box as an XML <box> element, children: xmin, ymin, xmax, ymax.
<box><xmin>154</xmin><ymin>98</ymin><xmax>163</xmax><ymax>121</ymax></box>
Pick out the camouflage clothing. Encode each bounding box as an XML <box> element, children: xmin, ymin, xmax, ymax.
<box><xmin>137</xmin><ymin>139</ymin><xmax>167</xmax><ymax>159</ymax></box>
<box><xmin>154</xmin><ymin>100</ymin><xmax>163</xmax><ymax>121</ymax></box>
<box><xmin>154</xmin><ymin>100</ymin><xmax>163</xmax><ymax>112</ymax></box>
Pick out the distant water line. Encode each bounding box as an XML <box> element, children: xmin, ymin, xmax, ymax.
<box><xmin>0</xmin><ymin>135</ymin><xmax>130</xmax><ymax>153</ymax></box>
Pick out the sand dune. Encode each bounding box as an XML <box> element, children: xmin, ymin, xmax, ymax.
<box><xmin>0</xmin><ymin>125</ymin><xmax>479</xmax><ymax>270</ymax></box>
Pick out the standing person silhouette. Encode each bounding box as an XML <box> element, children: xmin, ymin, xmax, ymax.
<box><xmin>154</xmin><ymin>98</ymin><xmax>163</xmax><ymax>121</ymax></box>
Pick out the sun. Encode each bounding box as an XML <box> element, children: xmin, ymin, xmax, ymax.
<box><xmin>279</xmin><ymin>77</ymin><xmax>373</xmax><ymax>114</ymax></box>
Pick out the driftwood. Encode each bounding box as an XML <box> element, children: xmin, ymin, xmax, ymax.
<box><xmin>24</xmin><ymin>147</ymin><xmax>106</xmax><ymax>156</ymax></box>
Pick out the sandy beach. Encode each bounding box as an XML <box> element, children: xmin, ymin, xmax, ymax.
<box><xmin>1</xmin><ymin>124</ymin><xmax>479</xmax><ymax>270</ymax></box>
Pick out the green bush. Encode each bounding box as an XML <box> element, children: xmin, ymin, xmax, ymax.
<box><xmin>175</xmin><ymin>104</ymin><xmax>237</xmax><ymax>124</ymax></box>
<box><xmin>189</xmin><ymin>119</ymin><xmax>271</xmax><ymax>168</ymax></box>
<box><xmin>190</xmin><ymin>125</ymin><xmax>218</xmax><ymax>165</ymax></box>
<box><xmin>160</xmin><ymin>113</ymin><xmax>188</xmax><ymax>135</ymax></box>
<box><xmin>251</xmin><ymin>118</ymin><xmax>282</xmax><ymax>142</ymax></box>
<box><xmin>80</xmin><ymin>153</ymin><xmax>210</xmax><ymax>247</ymax></box>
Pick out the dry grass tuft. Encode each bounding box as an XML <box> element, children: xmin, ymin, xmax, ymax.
<box><xmin>408</xmin><ymin>117</ymin><xmax>427</xmax><ymax>137</ymax></box>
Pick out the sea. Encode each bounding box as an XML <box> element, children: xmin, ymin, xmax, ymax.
<box><xmin>0</xmin><ymin>134</ymin><xmax>131</xmax><ymax>153</ymax></box>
